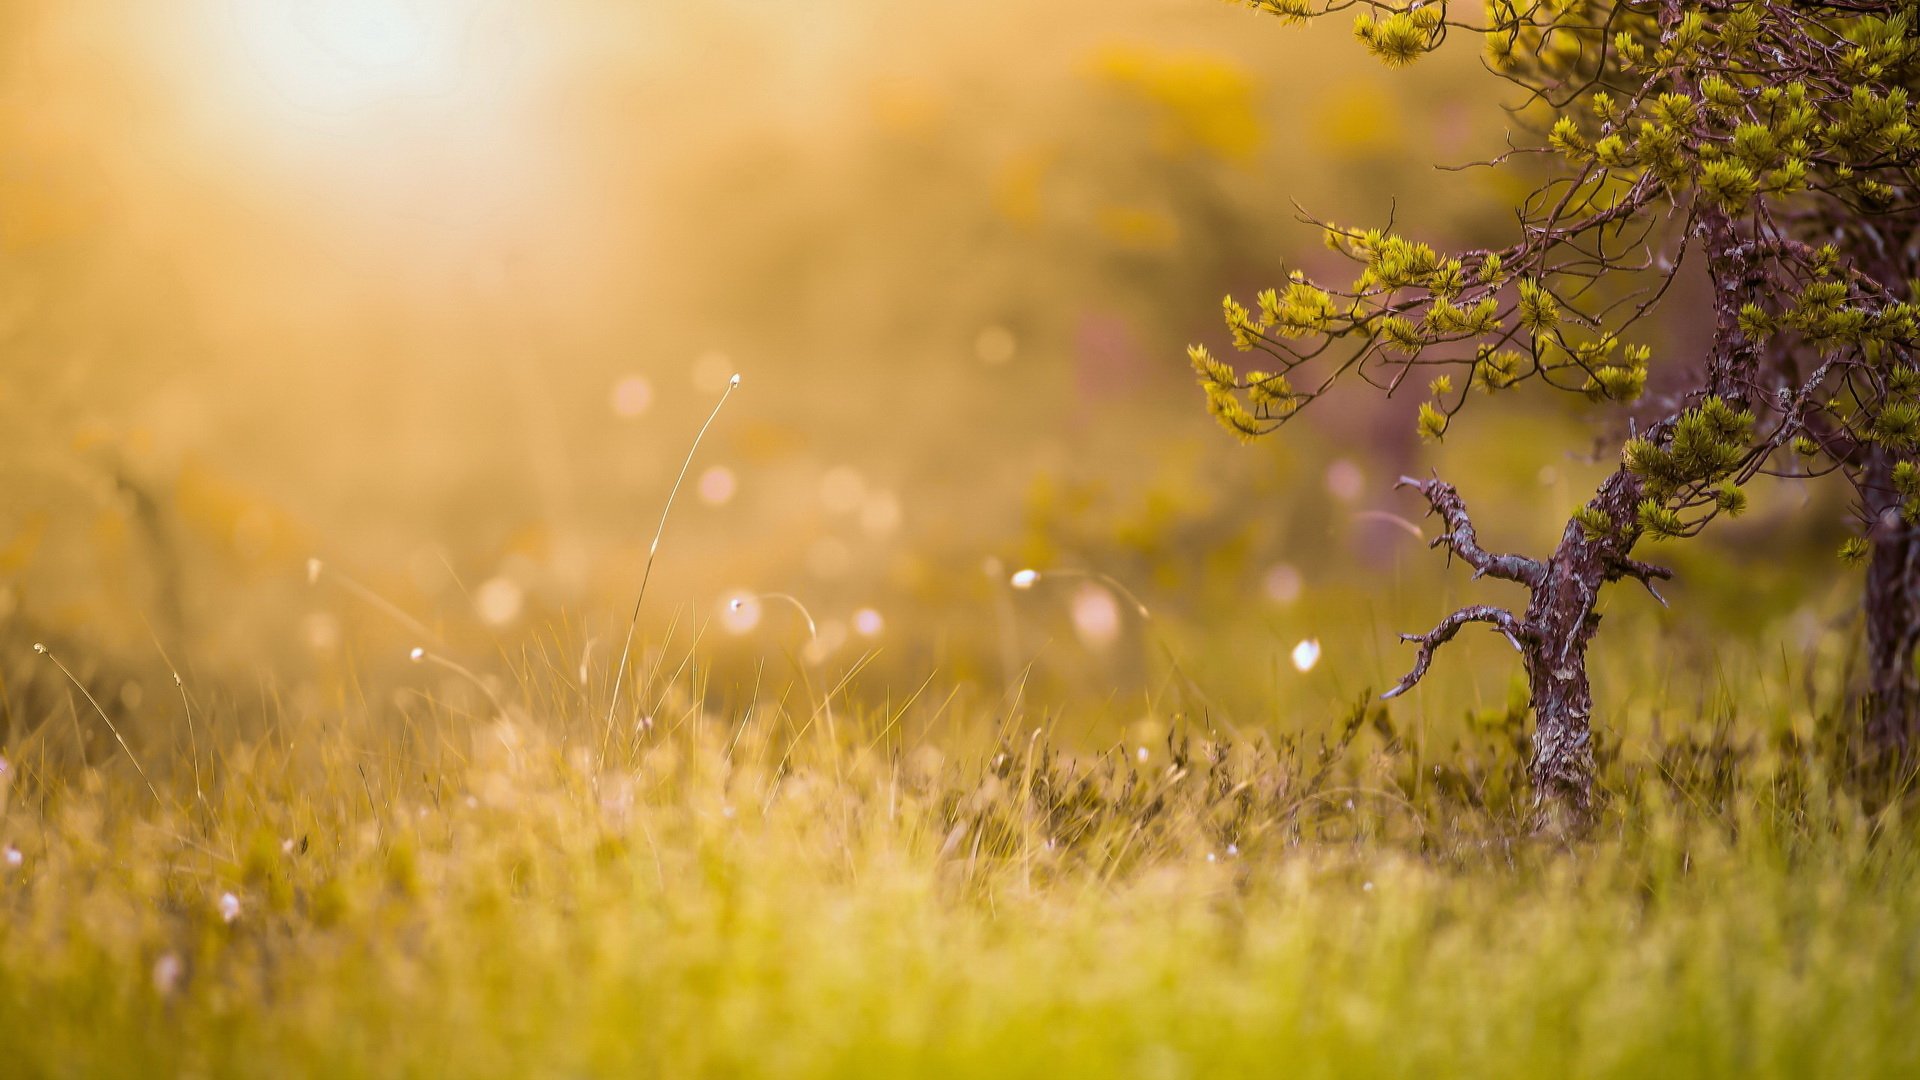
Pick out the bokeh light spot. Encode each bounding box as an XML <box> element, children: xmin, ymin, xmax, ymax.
<box><xmin>304</xmin><ymin>612</ymin><xmax>341</xmax><ymax>651</ymax></box>
<box><xmin>721</xmin><ymin>592</ymin><xmax>762</xmax><ymax>635</ymax></box>
<box><xmin>859</xmin><ymin>491</ymin><xmax>901</xmax><ymax>536</ymax></box>
<box><xmin>975</xmin><ymin>324</ymin><xmax>1017</xmax><ymax>365</ymax></box>
<box><xmin>1325</xmin><ymin>460</ymin><xmax>1365</xmax><ymax>503</ymax></box>
<box><xmin>697</xmin><ymin>465</ymin><xmax>737</xmax><ymax>506</ymax></box>
<box><xmin>1291</xmin><ymin>638</ymin><xmax>1322</xmax><ymax>673</ymax></box>
<box><xmin>475</xmin><ymin>576</ymin><xmax>524</xmax><ymax>626</ymax></box>
<box><xmin>819</xmin><ymin>467</ymin><xmax>866</xmax><ymax>514</ymax></box>
<box><xmin>1263</xmin><ymin>563</ymin><xmax>1303</xmax><ymax>606</ymax></box>
<box><xmin>1071</xmin><ymin>584</ymin><xmax>1121</xmax><ymax>648</ymax></box>
<box><xmin>610</xmin><ymin>375</ymin><xmax>654</xmax><ymax>419</ymax></box>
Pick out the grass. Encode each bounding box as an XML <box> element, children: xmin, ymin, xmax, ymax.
<box><xmin>1</xmin><ymin>638</ymin><xmax>1917</xmax><ymax>1079</ymax></box>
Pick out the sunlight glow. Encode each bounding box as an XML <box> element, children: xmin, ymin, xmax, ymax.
<box><xmin>160</xmin><ymin>0</ymin><xmax>559</xmax><ymax>252</ymax></box>
<box><xmin>225</xmin><ymin>0</ymin><xmax>470</xmax><ymax>114</ymax></box>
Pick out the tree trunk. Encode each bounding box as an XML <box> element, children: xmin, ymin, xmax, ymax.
<box><xmin>1847</xmin><ymin>230</ymin><xmax>1920</xmax><ymax>771</ymax></box>
<box><xmin>1519</xmin><ymin>497</ymin><xmax>1627</xmax><ymax>828</ymax></box>
<box><xmin>1522</xmin><ymin>600</ymin><xmax>1598</xmax><ymax>826</ymax></box>
<box><xmin>1863</xmin><ymin>451</ymin><xmax>1920</xmax><ymax>765</ymax></box>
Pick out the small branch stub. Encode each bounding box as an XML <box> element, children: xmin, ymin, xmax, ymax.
<box><xmin>1608</xmin><ymin>555</ymin><xmax>1675</xmax><ymax>607</ymax></box>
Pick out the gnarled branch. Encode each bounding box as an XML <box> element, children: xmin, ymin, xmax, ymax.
<box><xmin>1396</xmin><ymin>475</ymin><xmax>1548</xmax><ymax>588</ymax></box>
<box><xmin>1381</xmin><ymin>605</ymin><xmax>1534</xmax><ymax>701</ymax></box>
<box><xmin>1607</xmin><ymin>556</ymin><xmax>1674</xmax><ymax>608</ymax></box>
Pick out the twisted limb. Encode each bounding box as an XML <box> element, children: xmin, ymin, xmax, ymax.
<box><xmin>1382</xmin><ymin>604</ymin><xmax>1534</xmax><ymax>700</ymax></box>
<box><xmin>1396</xmin><ymin>475</ymin><xmax>1546</xmax><ymax>587</ymax></box>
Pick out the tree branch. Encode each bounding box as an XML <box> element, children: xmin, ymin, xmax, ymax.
<box><xmin>1606</xmin><ymin>555</ymin><xmax>1674</xmax><ymax>607</ymax></box>
<box><xmin>1396</xmin><ymin>475</ymin><xmax>1549</xmax><ymax>588</ymax></box>
<box><xmin>1381</xmin><ymin>605</ymin><xmax>1533</xmax><ymax>701</ymax></box>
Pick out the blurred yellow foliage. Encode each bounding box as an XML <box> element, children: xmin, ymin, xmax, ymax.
<box><xmin>174</xmin><ymin>461</ymin><xmax>303</xmax><ymax>566</ymax></box>
<box><xmin>1090</xmin><ymin>45</ymin><xmax>1263</xmax><ymax>164</ymax></box>
<box><xmin>1096</xmin><ymin>203</ymin><xmax>1179</xmax><ymax>250</ymax></box>
<box><xmin>869</xmin><ymin>76</ymin><xmax>947</xmax><ymax>136</ymax></box>
<box><xmin>0</xmin><ymin>513</ymin><xmax>45</xmax><ymax>573</ymax></box>
<box><xmin>994</xmin><ymin>148</ymin><xmax>1055</xmax><ymax>225</ymax></box>
<box><xmin>1310</xmin><ymin>78</ymin><xmax>1403</xmax><ymax>156</ymax></box>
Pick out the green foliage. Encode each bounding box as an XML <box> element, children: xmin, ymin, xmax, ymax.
<box><xmin>1549</xmin><ymin>115</ymin><xmax>1590</xmax><ymax>160</ymax></box>
<box><xmin>1190</xmin><ymin>344</ymin><xmax>1283</xmax><ymax>441</ymax></box>
<box><xmin>1188</xmin><ymin>342</ymin><xmax>1236</xmax><ymax>390</ymax></box>
<box><xmin>1516</xmin><ymin>278</ymin><xmax>1559</xmax><ymax>334</ymax></box>
<box><xmin>1890</xmin><ymin>366</ymin><xmax>1920</xmax><ymax>399</ymax></box>
<box><xmin>1423</xmin><ymin>295</ymin><xmax>1501</xmax><ymax>337</ymax></box>
<box><xmin>1637</xmin><ymin>498</ymin><xmax>1687</xmax><ymax>539</ymax></box>
<box><xmin>1259</xmin><ymin>278</ymin><xmax>1339</xmax><ymax>337</ymax></box>
<box><xmin>1244</xmin><ymin>369</ymin><xmax>1300</xmax><ymax>414</ymax></box>
<box><xmin>1713</xmin><ymin>482</ymin><xmax>1749</xmax><ymax>517</ymax></box>
<box><xmin>1649</xmin><ymin>92</ymin><xmax>1698</xmax><ymax>130</ymax></box>
<box><xmin>1223</xmin><ymin>295</ymin><xmax>1260</xmax><ymax>350</ymax></box>
<box><xmin>1894</xmin><ymin>460</ymin><xmax>1920</xmax><ymax>498</ymax></box>
<box><xmin>1872</xmin><ymin>401</ymin><xmax>1920</xmax><ymax>450</ymax></box>
<box><xmin>1573</xmin><ymin>504</ymin><xmax>1614</xmax><ymax>540</ymax></box>
<box><xmin>1334</xmin><ymin>229</ymin><xmax>1458</xmax><ymax>294</ymax></box>
<box><xmin>1352</xmin><ymin>6</ymin><xmax>1440</xmax><ymax>67</ymax></box>
<box><xmin>1624</xmin><ymin>397</ymin><xmax>1756</xmax><ymax>501</ymax></box>
<box><xmin>1699</xmin><ymin>159</ymin><xmax>1759</xmax><ymax>210</ymax></box>
<box><xmin>1245</xmin><ymin>0</ymin><xmax>1315</xmax><ymax>23</ymax></box>
<box><xmin>1187</xmin><ymin>0</ymin><xmax>1920</xmax><ymax>606</ymax></box>
<box><xmin>1585</xmin><ymin>342</ymin><xmax>1651</xmax><ymax>403</ymax></box>
<box><xmin>1473</xmin><ymin>345</ymin><xmax>1525</xmax><ymax>392</ymax></box>
<box><xmin>1378</xmin><ymin>314</ymin><xmax>1425</xmax><ymax>354</ymax></box>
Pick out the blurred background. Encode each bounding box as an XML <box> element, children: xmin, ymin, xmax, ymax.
<box><xmin>0</xmin><ymin>0</ymin><xmax>1863</xmax><ymax>748</ymax></box>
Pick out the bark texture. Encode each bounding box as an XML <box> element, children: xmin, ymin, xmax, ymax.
<box><xmin>1864</xmin><ymin>454</ymin><xmax>1920</xmax><ymax>761</ymax></box>
<box><xmin>1518</xmin><ymin>484</ymin><xmax>1634</xmax><ymax>822</ymax></box>
<box><xmin>1845</xmin><ymin>225</ymin><xmax>1920</xmax><ymax>769</ymax></box>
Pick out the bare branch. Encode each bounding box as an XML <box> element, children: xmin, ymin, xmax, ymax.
<box><xmin>1396</xmin><ymin>476</ymin><xmax>1548</xmax><ymax>587</ymax></box>
<box><xmin>1381</xmin><ymin>605</ymin><xmax>1533</xmax><ymax>700</ymax></box>
<box><xmin>1607</xmin><ymin>556</ymin><xmax>1674</xmax><ymax>607</ymax></box>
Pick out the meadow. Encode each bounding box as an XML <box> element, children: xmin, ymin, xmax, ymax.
<box><xmin>3</xmin><ymin>620</ymin><xmax>1919</xmax><ymax>1077</ymax></box>
<box><xmin>3</xmin><ymin>0</ymin><xmax>1919</xmax><ymax>1075</ymax></box>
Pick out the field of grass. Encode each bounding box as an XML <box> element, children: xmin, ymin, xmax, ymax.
<box><xmin>3</xmin><ymin>627</ymin><xmax>1918</xmax><ymax>1078</ymax></box>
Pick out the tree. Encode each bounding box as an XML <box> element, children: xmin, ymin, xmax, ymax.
<box><xmin>1189</xmin><ymin>0</ymin><xmax>1920</xmax><ymax>824</ymax></box>
<box><xmin>1803</xmin><ymin>197</ymin><xmax>1920</xmax><ymax>767</ymax></box>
